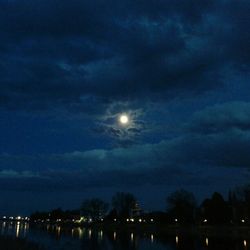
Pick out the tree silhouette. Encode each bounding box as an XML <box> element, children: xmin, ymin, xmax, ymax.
<box><xmin>50</xmin><ymin>208</ymin><xmax>64</xmax><ymax>220</ymax></box>
<box><xmin>201</xmin><ymin>192</ymin><xmax>230</xmax><ymax>225</ymax></box>
<box><xmin>81</xmin><ymin>198</ymin><xmax>109</xmax><ymax>221</ymax></box>
<box><xmin>166</xmin><ymin>189</ymin><xmax>197</xmax><ymax>224</ymax></box>
<box><xmin>112</xmin><ymin>192</ymin><xmax>136</xmax><ymax>219</ymax></box>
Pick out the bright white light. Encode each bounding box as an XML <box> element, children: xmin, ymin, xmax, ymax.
<box><xmin>244</xmin><ymin>240</ymin><xmax>247</xmax><ymax>247</ymax></box>
<box><xmin>206</xmin><ymin>238</ymin><xmax>209</xmax><ymax>246</ymax></box>
<box><xmin>176</xmin><ymin>236</ymin><xmax>179</xmax><ymax>244</ymax></box>
<box><xmin>119</xmin><ymin>114</ymin><xmax>129</xmax><ymax>124</ymax></box>
<box><xmin>151</xmin><ymin>234</ymin><xmax>154</xmax><ymax>243</ymax></box>
<box><xmin>130</xmin><ymin>233</ymin><xmax>134</xmax><ymax>241</ymax></box>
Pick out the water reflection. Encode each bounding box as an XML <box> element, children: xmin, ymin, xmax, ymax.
<box><xmin>244</xmin><ymin>240</ymin><xmax>247</xmax><ymax>248</ymax></box>
<box><xmin>16</xmin><ymin>221</ymin><xmax>20</xmax><ymax>237</ymax></box>
<box><xmin>130</xmin><ymin>232</ymin><xmax>134</xmax><ymax>242</ymax></box>
<box><xmin>24</xmin><ymin>222</ymin><xmax>29</xmax><ymax>231</ymax></box>
<box><xmin>1</xmin><ymin>221</ymin><xmax>29</xmax><ymax>239</ymax></box>
<box><xmin>88</xmin><ymin>229</ymin><xmax>92</xmax><ymax>239</ymax></box>
<box><xmin>56</xmin><ymin>225</ymin><xmax>61</xmax><ymax>237</ymax></box>
<box><xmin>1</xmin><ymin>222</ymin><xmax>6</xmax><ymax>234</ymax></box>
<box><xmin>150</xmin><ymin>234</ymin><xmax>154</xmax><ymax>243</ymax></box>
<box><xmin>98</xmin><ymin>230</ymin><xmax>103</xmax><ymax>241</ymax></box>
<box><xmin>205</xmin><ymin>237</ymin><xmax>209</xmax><ymax>247</ymax></box>
<box><xmin>175</xmin><ymin>235</ymin><xmax>179</xmax><ymax>245</ymax></box>
<box><xmin>1</xmin><ymin>221</ymin><xmax>250</xmax><ymax>250</ymax></box>
<box><xmin>79</xmin><ymin>227</ymin><xmax>84</xmax><ymax>239</ymax></box>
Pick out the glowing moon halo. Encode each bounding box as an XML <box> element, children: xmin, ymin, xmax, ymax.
<box><xmin>119</xmin><ymin>114</ymin><xmax>129</xmax><ymax>125</ymax></box>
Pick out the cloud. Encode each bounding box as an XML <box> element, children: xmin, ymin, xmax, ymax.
<box><xmin>0</xmin><ymin>169</ymin><xmax>40</xmax><ymax>179</ymax></box>
<box><xmin>93</xmin><ymin>107</ymin><xmax>146</xmax><ymax>146</ymax></box>
<box><xmin>0</xmin><ymin>138</ymin><xmax>249</xmax><ymax>192</ymax></box>
<box><xmin>2</xmin><ymin>101</ymin><xmax>250</xmax><ymax>192</ymax></box>
<box><xmin>187</xmin><ymin>102</ymin><xmax>250</xmax><ymax>134</ymax></box>
<box><xmin>0</xmin><ymin>0</ymin><xmax>249</xmax><ymax>113</ymax></box>
<box><xmin>2</xmin><ymin>102</ymin><xmax>250</xmax><ymax>165</ymax></box>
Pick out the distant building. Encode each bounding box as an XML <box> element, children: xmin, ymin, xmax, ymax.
<box><xmin>130</xmin><ymin>203</ymin><xmax>143</xmax><ymax>217</ymax></box>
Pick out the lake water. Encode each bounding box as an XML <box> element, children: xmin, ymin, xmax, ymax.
<box><xmin>0</xmin><ymin>221</ymin><xmax>249</xmax><ymax>250</ymax></box>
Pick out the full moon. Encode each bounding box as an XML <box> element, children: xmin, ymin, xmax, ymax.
<box><xmin>119</xmin><ymin>114</ymin><xmax>129</xmax><ymax>124</ymax></box>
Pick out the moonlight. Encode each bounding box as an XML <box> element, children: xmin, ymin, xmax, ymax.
<box><xmin>119</xmin><ymin>114</ymin><xmax>129</xmax><ymax>125</ymax></box>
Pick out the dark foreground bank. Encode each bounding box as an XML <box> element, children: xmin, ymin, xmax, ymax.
<box><xmin>0</xmin><ymin>235</ymin><xmax>44</xmax><ymax>250</ymax></box>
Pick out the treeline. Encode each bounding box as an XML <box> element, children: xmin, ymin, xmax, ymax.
<box><xmin>30</xmin><ymin>185</ymin><xmax>250</xmax><ymax>226</ymax></box>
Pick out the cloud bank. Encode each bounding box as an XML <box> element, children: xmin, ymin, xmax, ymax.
<box><xmin>0</xmin><ymin>0</ymin><xmax>249</xmax><ymax>113</ymax></box>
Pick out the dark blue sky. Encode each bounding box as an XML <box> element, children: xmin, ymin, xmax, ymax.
<box><xmin>0</xmin><ymin>0</ymin><xmax>250</xmax><ymax>215</ymax></box>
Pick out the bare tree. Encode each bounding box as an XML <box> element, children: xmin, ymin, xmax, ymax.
<box><xmin>112</xmin><ymin>192</ymin><xmax>136</xmax><ymax>218</ymax></box>
<box><xmin>81</xmin><ymin>198</ymin><xmax>109</xmax><ymax>221</ymax></box>
<box><xmin>167</xmin><ymin>189</ymin><xmax>197</xmax><ymax>224</ymax></box>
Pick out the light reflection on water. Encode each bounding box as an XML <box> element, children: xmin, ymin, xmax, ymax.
<box><xmin>175</xmin><ymin>235</ymin><xmax>179</xmax><ymax>245</ymax></box>
<box><xmin>205</xmin><ymin>237</ymin><xmax>209</xmax><ymax>246</ymax></box>
<box><xmin>15</xmin><ymin>221</ymin><xmax>20</xmax><ymax>237</ymax></box>
<box><xmin>0</xmin><ymin>221</ymin><xmax>250</xmax><ymax>250</ymax></box>
<box><xmin>88</xmin><ymin>228</ymin><xmax>92</xmax><ymax>239</ymax></box>
<box><xmin>98</xmin><ymin>230</ymin><xmax>103</xmax><ymax>241</ymax></box>
<box><xmin>130</xmin><ymin>232</ymin><xmax>134</xmax><ymax>242</ymax></box>
<box><xmin>1</xmin><ymin>221</ymin><xmax>29</xmax><ymax>239</ymax></box>
<box><xmin>150</xmin><ymin>234</ymin><xmax>154</xmax><ymax>243</ymax></box>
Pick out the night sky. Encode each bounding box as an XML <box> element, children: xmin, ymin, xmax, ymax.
<box><xmin>0</xmin><ymin>0</ymin><xmax>250</xmax><ymax>215</ymax></box>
